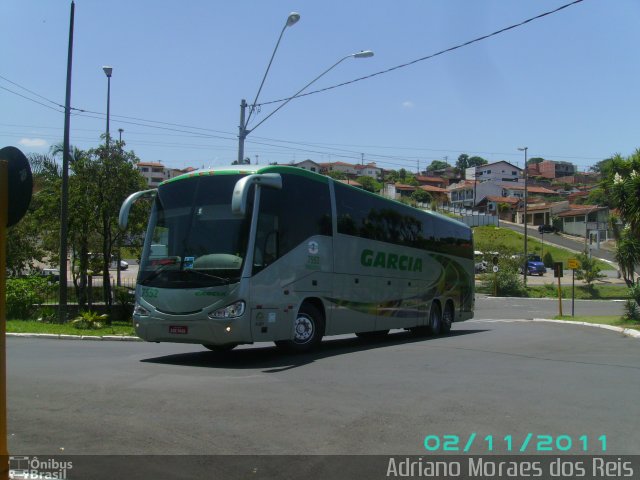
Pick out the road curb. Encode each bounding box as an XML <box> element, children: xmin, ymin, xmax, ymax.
<box><xmin>7</xmin><ymin>332</ymin><xmax>142</xmax><ymax>342</ymax></box>
<box><xmin>532</xmin><ymin>318</ymin><xmax>640</xmax><ymax>340</ymax></box>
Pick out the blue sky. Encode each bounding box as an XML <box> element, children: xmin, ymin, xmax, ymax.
<box><xmin>2</xmin><ymin>0</ymin><xmax>639</xmax><ymax>172</ymax></box>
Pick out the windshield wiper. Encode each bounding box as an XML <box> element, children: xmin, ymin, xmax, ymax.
<box><xmin>139</xmin><ymin>263</ymin><xmax>176</xmax><ymax>285</ymax></box>
<box><xmin>183</xmin><ymin>269</ymin><xmax>232</xmax><ymax>284</ymax></box>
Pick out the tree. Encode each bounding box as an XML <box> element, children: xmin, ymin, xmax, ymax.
<box><xmin>325</xmin><ymin>170</ymin><xmax>346</xmax><ymax>180</ymax></box>
<box><xmin>527</xmin><ymin>157</ymin><xmax>545</xmax><ymax>165</ymax></box>
<box><xmin>575</xmin><ymin>250</ymin><xmax>604</xmax><ymax>290</ymax></box>
<box><xmin>590</xmin><ymin>157</ymin><xmax>614</xmax><ymax>174</ymax></box>
<box><xmin>232</xmin><ymin>157</ymin><xmax>250</xmax><ymax>165</ymax></box>
<box><xmin>82</xmin><ymin>139</ymin><xmax>148</xmax><ymax>319</ymax></box>
<box><xmin>426</xmin><ymin>160</ymin><xmax>449</xmax><ymax>172</ymax></box>
<box><xmin>456</xmin><ymin>154</ymin><xmax>470</xmax><ymax>176</ymax></box>
<box><xmin>356</xmin><ymin>176</ymin><xmax>382</xmax><ymax>193</ymax></box>
<box><xmin>468</xmin><ymin>156</ymin><xmax>488</xmax><ymax>167</ymax></box>
<box><xmin>6</xmin><ymin>153</ymin><xmax>61</xmax><ymax>276</ymax></box>
<box><xmin>411</xmin><ymin>188</ymin><xmax>431</xmax><ymax>204</ymax></box>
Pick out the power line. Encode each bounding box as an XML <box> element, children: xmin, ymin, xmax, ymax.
<box><xmin>257</xmin><ymin>0</ymin><xmax>585</xmax><ymax>107</ymax></box>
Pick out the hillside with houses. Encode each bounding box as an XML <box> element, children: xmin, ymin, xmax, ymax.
<box><xmin>134</xmin><ymin>156</ymin><xmax>609</xmax><ymax>243</ymax></box>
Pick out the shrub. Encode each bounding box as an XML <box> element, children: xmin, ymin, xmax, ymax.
<box><xmin>6</xmin><ymin>276</ymin><xmax>53</xmax><ymax>319</ymax></box>
<box><xmin>71</xmin><ymin>311</ymin><xmax>108</xmax><ymax>330</ymax></box>
<box><xmin>575</xmin><ymin>250</ymin><xmax>604</xmax><ymax>289</ymax></box>
<box><xmin>482</xmin><ymin>255</ymin><xmax>528</xmax><ymax>297</ymax></box>
<box><xmin>623</xmin><ymin>299</ymin><xmax>640</xmax><ymax>322</ymax></box>
<box><xmin>36</xmin><ymin>306</ymin><xmax>57</xmax><ymax>323</ymax></box>
<box><xmin>542</xmin><ymin>251</ymin><xmax>554</xmax><ymax>268</ymax></box>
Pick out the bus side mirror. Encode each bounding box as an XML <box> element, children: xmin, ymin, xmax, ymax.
<box><xmin>119</xmin><ymin>189</ymin><xmax>157</xmax><ymax>230</ymax></box>
<box><xmin>232</xmin><ymin>173</ymin><xmax>282</xmax><ymax>216</ymax></box>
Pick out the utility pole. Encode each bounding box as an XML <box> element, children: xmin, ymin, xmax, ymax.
<box><xmin>519</xmin><ymin>147</ymin><xmax>529</xmax><ymax>287</ymax></box>
<box><xmin>59</xmin><ymin>0</ymin><xmax>75</xmax><ymax>324</ymax></box>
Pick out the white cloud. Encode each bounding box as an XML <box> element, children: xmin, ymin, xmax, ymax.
<box><xmin>19</xmin><ymin>138</ymin><xmax>48</xmax><ymax>148</ymax></box>
<box><xmin>402</xmin><ymin>101</ymin><xmax>415</xmax><ymax>109</ymax></box>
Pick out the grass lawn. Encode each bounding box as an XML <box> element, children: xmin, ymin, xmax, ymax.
<box><xmin>552</xmin><ymin>315</ymin><xmax>640</xmax><ymax>331</ymax></box>
<box><xmin>527</xmin><ymin>283</ymin><xmax>629</xmax><ymax>300</ymax></box>
<box><xmin>473</xmin><ymin>225</ymin><xmax>611</xmax><ymax>271</ymax></box>
<box><xmin>475</xmin><ymin>281</ymin><xmax>629</xmax><ymax>300</ymax></box>
<box><xmin>7</xmin><ymin>319</ymin><xmax>136</xmax><ymax>337</ymax></box>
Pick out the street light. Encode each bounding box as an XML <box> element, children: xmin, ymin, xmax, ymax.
<box><xmin>237</xmin><ymin>12</ymin><xmax>300</xmax><ymax>163</ymax></box>
<box><xmin>118</xmin><ymin>128</ymin><xmax>124</xmax><ymax>143</ymax></box>
<box><xmin>102</xmin><ymin>65</ymin><xmax>121</xmax><ymax>287</ymax></box>
<box><xmin>236</xmin><ymin>12</ymin><xmax>373</xmax><ymax>163</ymax></box>
<box><xmin>103</xmin><ymin>66</ymin><xmax>113</xmax><ymax>147</ymax></box>
<box><xmin>518</xmin><ymin>146</ymin><xmax>528</xmax><ymax>286</ymax></box>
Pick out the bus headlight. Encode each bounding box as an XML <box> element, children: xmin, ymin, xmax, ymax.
<box><xmin>133</xmin><ymin>303</ymin><xmax>150</xmax><ymax>316</ymax></box>
<box><xmin>209</xmin><ymin>301</ymin><xmax>245</xmax><ymax>319</ymax></box>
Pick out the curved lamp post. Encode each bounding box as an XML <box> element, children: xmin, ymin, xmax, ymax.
<box><xmin>236</xmin><ymin>12</ymin><xmax>373</xmax><ymax>163</ymax></box>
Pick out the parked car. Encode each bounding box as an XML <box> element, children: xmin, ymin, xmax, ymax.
<box><xmin>474</xmin><ymin>251</ymin><xmax>488</xmax><ymax>273</ymax></box>
<box><xmin>40</xmin><ymin>268</ymin><xmax>60</xmax><ymax>282</ymax></box>
<box><xmin>538</xmin><ymin>224</ymin><xmax>557</xmax><ymax>234</ymax></box>
<box><xmin>518</xmin><ymin>254</ymin><xmax>547</xmax><ymax>276</ymax></box>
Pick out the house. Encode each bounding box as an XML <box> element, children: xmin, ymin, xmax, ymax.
<box><xmin>466</xmin><ymin>161</ymin><xmax>522</xmax><ymax>184</ymax></box>
<box><xmin>476</xmin><ymin>196</ymin><xmax>520</xmax><ymax>221</ymax></box>
<box><xmin>319</xmin><ymin>161</ymin><xmax>358</xmax><ymax>176</ymax></box>
<box><xmin>417</xmin><ymin>184</ymin><xmax>448</xmax><ymax>203</ymax></box>
<box><xmin>354</xmin><ymin>163</ymin><xmax>382</xmax><ymax>179</ymax></box>
<box><xmin>498</xmin><ymin>183</ymin><xmax>557</xmax><ymax>199</ymax></box>
<box><xmin>537</xmin><ymin>160</ymin><xmax>577</xmax><ymax>179</ymax></box>
<box><xmin>136</xmin><ymin>162</ymin><xmax>194</xmax><ymax>187</ymax></box>
<box><xmin>416</xmin><ymin>175</ymin><xmax>448</xmax><ymax>188</ymax></box>
<box><xmin>295</xmin><ymin>159</ymin><xmax>322</xmax><ymax>173</ymax></box>
<box><xmin>556</xmin><ymin>205</ymin><xmax>610</xmax><ymax>239</ymax></box>
<box><xmin>514</xmin><ymin>201</ymin><xmax>570</xmax><ymax>226</ymax></box>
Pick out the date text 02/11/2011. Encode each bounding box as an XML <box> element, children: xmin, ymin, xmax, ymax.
<box><xmin>423</xmin><ymin>434</ymin><xmax>607</xmax><ymax>453</ymax></box>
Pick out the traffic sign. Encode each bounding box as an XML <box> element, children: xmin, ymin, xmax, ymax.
<box><xmin>0</xmin><ymin>146</ymin><xmax>32</xmax><ymax>227</ymax></box>
<box><xmin>553</xmin><ymin>262</ymin><xmax>564</xmax><ymax>278</ymax></box>
<box><xmin>567</xmin><ymin>258</ymin><xmax>580</xmax><ymax>270</ymax></box>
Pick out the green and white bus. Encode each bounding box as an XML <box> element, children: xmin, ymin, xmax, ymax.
<box><xmin>119</xmin><ymin>165</ymin><xmax>474</xmax><ymax>352</ymax></box>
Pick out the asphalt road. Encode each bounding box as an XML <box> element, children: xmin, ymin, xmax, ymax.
<box><xmin>499</xmin><ymin>221</ymin><xmax>617</xmax><ymax>266</ymax></box>
<box><xmin>9</xmin><ymin>299</ymin><xmax>639</xmax><ymax>468</ymax></box>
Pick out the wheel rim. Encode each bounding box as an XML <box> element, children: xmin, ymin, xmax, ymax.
<box><xmin>293</xmin><ymin>314</ymin><xmax>314</xmax><ymax>343</ymax></box>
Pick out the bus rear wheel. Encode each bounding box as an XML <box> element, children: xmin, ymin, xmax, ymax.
<box><xmin>428</xmin><ymin>302</ymin><xmax>442</xmax><ymax>335</ymax></box>
<box><xmin>442</xmin><ymin>302</ymin><xmax>454</xmax><ymax>333</ymax></box>
<box><xmin>203</xmin><ymin>343</ymin><xmax>238</xmax><ymax>352</ymax></box>
<box><xmin>276</xmin><ymin>303</ymin><xmax>324</xmax><ymax>353</ymax></box>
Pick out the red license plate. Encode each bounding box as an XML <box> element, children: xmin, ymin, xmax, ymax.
<box><xmin>169</xmin><ymin>325</ymin><xmax>188</xmax><ymax>334</ymax></box>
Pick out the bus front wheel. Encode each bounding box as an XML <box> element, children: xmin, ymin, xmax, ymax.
<box><xmin>276</xmin><ymin>303</ymin><xmax>325</xmax><ymax>353</ymax></box>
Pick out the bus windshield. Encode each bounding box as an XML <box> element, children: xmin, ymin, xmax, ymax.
<box><xmin>138</xmin><ymin>174</ymin><xmax>252</xmax><ymax>289</ymax></box>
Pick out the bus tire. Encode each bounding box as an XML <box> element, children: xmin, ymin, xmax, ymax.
<box><xmin>428</xmin><ymin>302</ymin><xmax>442</xmax><ymax>335</ymax></box>
<box><xmin>276</xmin><ymin>303</ymin><xmax>325</xmax><ymax>353</ymax></box>
<box><xmin>203</xmin><ymin>343</ymin><xmax>238</xmax><ymax>352</ymax></box>
<box><xmin>355</xmin><ymin>330</ymin><xmax>389</xmax><ymax>340</ymax></box>
<box><xmin>442</xmin><ymin>302</ymin><xmax>454</xmax><ymax>334</ymax></box>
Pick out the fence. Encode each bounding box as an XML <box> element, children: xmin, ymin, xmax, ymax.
<box><xmin>460</xmin><ymin>214</ymin><xmax>499</xmax><ymax>227</ymax></box>
<box><xmin>40</xmin><ymin>277</ymin><xmax>137</xmax><ymax>307</ymax></box>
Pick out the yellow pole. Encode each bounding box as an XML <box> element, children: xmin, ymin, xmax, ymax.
<box><xmin>0</xmin><ymin>160</ymin><xmax>8</xmax><ymax>480</ymax></box>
